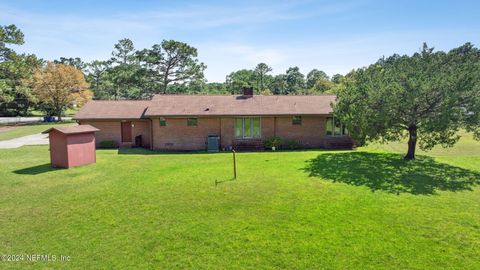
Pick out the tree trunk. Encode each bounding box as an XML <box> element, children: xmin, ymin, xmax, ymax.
<box><xmin>260</xmin><ymin>75</ymin><xmax>264</xmax><ymax>92</ymax></box>
<box><xmin>404</xmin><ymin>125</ymin><xmax>417</xmax><ymax>160</ymax></box>
<box><xmin>56</xmin><ymin>108</ymin><xmax>62</xmax><ymax>121</ymax></box>
<box><xmin>162</xmin><ymin>83</ymin><xmax>167</xmax><ymax>94</ymax></box>
<box><xmin>163</xmin><ymin>66</ymin><xmax>170</xmax><ymax>94</ymax></box>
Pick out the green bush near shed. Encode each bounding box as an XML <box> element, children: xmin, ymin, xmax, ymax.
<box><xmin>99</xmin><ymin>140</ymin><xmax>117</xmax><ymax>149</ymax></box>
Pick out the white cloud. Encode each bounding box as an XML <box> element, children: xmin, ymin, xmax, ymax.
<box><xmin>199</xmin><ymin>29</ymin><xmax>479</xmax><ymax>82</ymax></box>
<box><xmin>122</xmin><ymin>1</ymin><xmax>362</xmax><ymax>30</ymax></box>
<box><xmin>222</xmin><ymin>45</ymin><xmax>284</xmax><ymax>65</ymax></box>
<box><xmin>1</xmin><ymin>1</ymin><xmax>477</xmax><ymax>83</ymax></box>
<box><xmin>198</xmin><ymin>42</ymin><xmax>286</xmax><ymax>82</ymax></box>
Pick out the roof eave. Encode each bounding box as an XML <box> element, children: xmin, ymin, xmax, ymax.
<box><xmin>42</xmin><ymin>128</ymin><xmax>100</xmax><ymax>135</ymax></box>
<box><xmin>73</xmin><ymin>117</ymin><xmax>146</xmax><ymax>120</ymax></box>
<box><xmin>143</xmin><ymin>113</ymin><xmax>333</xmax><ymax>117</ymax></box>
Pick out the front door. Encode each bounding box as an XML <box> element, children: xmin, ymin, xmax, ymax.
<box><xmin>121</xmin><ymin>121</ymin><xmax>132</xmax><ymax>142</ymax></box>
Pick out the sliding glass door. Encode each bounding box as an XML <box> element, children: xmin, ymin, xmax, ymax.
<box><xmin>235</xmin><ymin>117</ymin><xmax>261</xmax><ymax>139</ymax></box>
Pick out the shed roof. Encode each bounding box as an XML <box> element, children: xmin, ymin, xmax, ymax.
<box><xmin>43</xmin><ymin>124</ymin><xmax>99</xmax><ymax>135</ymax></box>
<box><xmin>145</xmin><ymin>94</ymin><xmax>336</xmax><ymax>116</ymax></box>
<box><xmin>73</xmin><ymin>100</ymin><xmax>150</xmax><ymax>120</ymax></box>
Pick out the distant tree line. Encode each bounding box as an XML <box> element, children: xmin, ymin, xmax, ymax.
<box><xmin>224</xmin><ymin>65</ymin><xmax>345</xmax><ymax>95</ymax></box>
<box><xmin>75</xmin><ymin>38</ymin><xmax>207</xmax><ymax>100</ymax></box>
<box><xmin>59</xmin><ymin>39</ymin><xmax>345</xmax><ymax>97</ymax></box>
<box><xmin>1</xmin><ymin>23</ymin><xmax>350</xmax><ymax>117</ymax></box>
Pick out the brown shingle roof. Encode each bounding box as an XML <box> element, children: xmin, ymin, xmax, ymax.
<box><xmin>73</xmin><ymin>100</ymin><xmax>150</xmax><ymax>120</ymax></box>
<box><xmin>42</xmin><ymin>124</ymin><xmax>99</xmax><ymax>134</ymax></box>
<box><xmin>74</xmin><ymin>95</ymin><xmax>336</xmax><ymax>119</ymax></box>
<box><xmin>145</xmin><ymin>94</ymin><xmax>336</xmax><ymax>116</ymax></box>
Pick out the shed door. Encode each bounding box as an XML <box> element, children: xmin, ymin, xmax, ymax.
<box><xmin>121</xmin><ymin>121</ymin><xmax>132</xmax><ymax>142</ymax></box>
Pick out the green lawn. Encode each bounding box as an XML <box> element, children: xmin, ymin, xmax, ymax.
<box><xmin>0</xmin><ymin>122</ymin><xmax>76</xmax><ymax>141</ymax></box>
<box><xmin>362</xmin><ymin>130</ymin><xmax>479</xmax><ymax>157</ymax></box>
<box><xmin>27</xmin><ymin>108</ymin><xmax>79</xmax><ymax>117</ymax></box>
<box><xmin>0</xmin><ymin>137</ymin><xmax>479</xmax><ymax>269</ymax></box>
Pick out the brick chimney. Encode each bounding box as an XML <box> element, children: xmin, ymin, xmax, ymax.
<box><xmin>242</xmin><ymin>87</ymin><xmax>253</xmax><ymax>97</ymax></box>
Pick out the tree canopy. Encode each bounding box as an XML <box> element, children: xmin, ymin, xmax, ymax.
<box><xmin>0</xmin><ymin>24</ymin><xmax>42</xmax><ymax>116</ymax></box>
<box><xmin>334</xmin><ymin>43</ymin><xmax>480</xmax><ymax>160</ymax></box>
<box><xmin>33</xmin><ymin>62</ymin><xmax>90</xmax><ymax>120</ymax></box>
<box><xmin>138</xmin><ymin>40</ymin><xmax>206</xmax><ymax>94</ymax></box>
<box><xmin>306</xmin><ymin>69</ymin><xmax>329</xmax><ymax>89</ymax></box>
<box><xmin>285</xmin><ymin>67</ymin><xmax>305</xmax><ymax>94</ymax></box>
<box><xmin>1</xmin><ymin>24</ymin><xmax>344</xmax><ymax>116</ymax></box>
<box><xmin>0</xmin><ymin>24</ymin><xmax>24</xmax><ymax>60</ymax></box>
<box><xmin>254</xmin><ymin>63</ymin><xmax>272</xmax><ymax>92</ymax></box>
<box><xmin>226</xmin><ymin>69</ymin><xmax>256</xmax><ymax>94</ymax></box>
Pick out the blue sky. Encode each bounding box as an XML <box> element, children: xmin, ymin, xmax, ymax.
<box><xmin>1</xmin><ymin>0</ymin><xmax>479</xmax><ymax>82</ymax></box>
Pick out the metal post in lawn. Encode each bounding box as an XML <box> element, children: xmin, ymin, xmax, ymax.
<box><xmin>232</xmin><ymin>149</ymin><xmax>236</xmax><ymax>179</ymax></box>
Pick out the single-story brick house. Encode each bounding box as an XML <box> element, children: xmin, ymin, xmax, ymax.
<box><xmin>73</xmin><ymin>89</ymin><xmax>352</xmax><ymax>151</ymax></box>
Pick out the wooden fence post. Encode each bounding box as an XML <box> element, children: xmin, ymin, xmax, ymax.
<box><xmin>232</xmin><ymin>150</ymin><xmax>236</xmax><ymax>179</ymax></box>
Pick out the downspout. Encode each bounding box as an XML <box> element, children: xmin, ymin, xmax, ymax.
<box><xmin>149</xmin><ymin>118</ymin><xmax>154</xmax><ymax>150</ymax></box>
<box><xmin>219</xmin><ymin>117</ymin><xmax>222</xmax><ymax>149</ymax></box>
<box><xmin>273</xmin><ymin>117</ymin><xmax>277</xmax><ymax>137</ymax></box>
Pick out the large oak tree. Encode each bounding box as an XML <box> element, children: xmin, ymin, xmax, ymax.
<box><xmin>226</xmin><ymin>69</ymin><xmax>255</xmax><ymax>94</ymax></box>
<box><xmin>334</xmin><ymin>43</ymin><xmax>480</xmax><ymax>160</ymax></box>
<box><xmin>306</xmin><ymin>69</ymin><xmax>329</xmax><ymax>89</ymax></box>
<box><xmin>285</xmin><ymin>67</ymin><xmax>305</xmax><ymax>94</ymax></box>
<box><xmin>33</xmin><ymin>62</ymin><xmax>90</xmax><ymax>120</ymax></box>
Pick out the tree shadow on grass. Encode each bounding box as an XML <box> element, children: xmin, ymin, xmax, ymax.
<box><xmin>303</xmin><ymin>152</ymin><xmax>480</xmax><ymax>195</ymax></box>
<box><xmin>13</xmin><ymin>163</ymin><xmax>61</xmax><ymax>175</ymax></box>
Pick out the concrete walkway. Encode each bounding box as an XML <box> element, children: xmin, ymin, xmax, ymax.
<box><xmin>0</xmin><ymin>133</ymin><xmax>49</xmax><ymax>149</ymax></box>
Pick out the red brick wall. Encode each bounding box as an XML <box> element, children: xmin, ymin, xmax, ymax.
<box><xmin>79</xmin><ymin>120</ymin><xmax>151</xmax><ymax>148</ymax></box>
<box><xmin>220</xmin><ymin>118</ymin><xmax>234</xmax><ymax>149</ymax></box>
<box><xmin>81</xmin><ymin>116</ymin><xmax>328</xmax><ymax>150</ymax></box>
<box><xmin>218</xmin><ymin>116</ymin><xmax>275</xmax><ymax>149</ymax></box>
<box><xmin>132</xmin><ymin>120</ymin><xmax>151</xmax><ymax>148</ymax></box>
<box><xmin>261</xmin><ymin>117</ymin><xmax>275</xmax><ymax>139</ymax></box>
<box><xmin>217</xmin><ymin>116</ymin><xmax>326</xmax><ymax>149</ymax></box>
<box><xmin>274</xmin><ymin>116</ymin><xmax>327</xmax><ymax>148</ymax></box>
<box><xmin>151</xmin><ymin>117</ymin><xmax>221</xmax><ymax>150</ymax></box>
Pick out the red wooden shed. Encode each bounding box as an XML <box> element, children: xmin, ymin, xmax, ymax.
<box><xmin>43</xmin><ymin>125</ymin><xmax>100</xmax><ymax>168</ymax></box>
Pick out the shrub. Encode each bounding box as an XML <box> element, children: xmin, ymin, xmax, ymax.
<box><xmin>283</xmin><ymin>140</ymin><xmax>303</xmax><ymax>150</ymax></box>
<box><xmin>264</xmin><ymin>136</ymin><xmax>282</xmax><ymax>149</ymax></box>
<box><xmin>99</xmin><ymin>140</ymin><xmax>117</xmax><ymax>149</ymax></box>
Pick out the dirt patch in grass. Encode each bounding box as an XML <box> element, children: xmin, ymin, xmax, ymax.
<box><xmin>0</xmin><ymin>126</ymin><xmax>19</xmax><ymax>133</ymax></box>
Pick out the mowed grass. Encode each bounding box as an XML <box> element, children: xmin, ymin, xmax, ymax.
<box><xmin>0</xmin><ymin>121</ymin><xmax>76</xmax><ymax>141</ymax></box>
<box><xmin>362</xmin><ymin>130</ymin><xmax>480</xmax><ymax>157</ymax></box>
<box><xmin>0</xmin><ymin>138</ymin><xmax>479</xmax><ymax>269</ymax></box>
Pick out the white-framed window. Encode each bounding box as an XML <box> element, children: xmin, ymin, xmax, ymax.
<box><xmin>326</xmin><ymin>117</ymin><xmax>349</xmax><ymax>136</ymax></box>
<box><xmin>235</xmin><ymin>117</ymin><xmax>261</xmax><ymax>138</ymax></box>
<box><xmin>187</xmin><ymin>118</ymin><xmax>198</xmax><ymax>126</ymax></box>
<box><xmin>159</xmin><ymin>117</ymin><xmax>166</xmax><ymax>126</ymax></box>
<box><xmin>292</xmin><ymin>116</ymin><xmax>302</xmax><ymax>125</ymax></box>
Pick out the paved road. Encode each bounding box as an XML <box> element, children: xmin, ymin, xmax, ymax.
<box><xmin>0</xmin><ymin>133</ymin><xmax>49</xmax><ymax>149</ymax></box>
<box><xmin>0</xmin><ymin>117</ymin><xmax>72</xmax><ymax>125</ymax></box>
